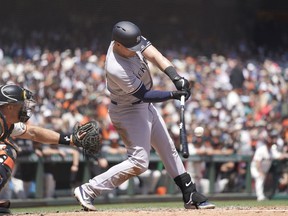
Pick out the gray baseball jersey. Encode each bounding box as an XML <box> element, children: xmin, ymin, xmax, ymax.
<box><xmin>82</xmin><ymin>40</ymin><xmax>186</xmax><ymax>198</ymax></box>
<box><xmin>106</xmin><ymin>41</ymin><xmax>152</xmax><ymax>105</ymax></box>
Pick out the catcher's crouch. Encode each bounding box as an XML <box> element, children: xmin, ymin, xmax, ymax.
<box><xmin>0</xmin><ymin>84</ymin><xmax>100</xmax><ymax>214</ymax></box>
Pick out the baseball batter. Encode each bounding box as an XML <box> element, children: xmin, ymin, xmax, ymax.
<box><xmin>74</xmin><ymin>21</ymin><xmax>215</xmax><ymax>211</ymax></box>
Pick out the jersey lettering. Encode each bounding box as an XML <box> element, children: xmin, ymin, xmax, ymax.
<box><xmin>136</xmin><ymin>67</ymin><xmax>146</xmax><ymax>78</ymax></box>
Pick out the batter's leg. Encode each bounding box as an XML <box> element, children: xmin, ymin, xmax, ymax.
<box><xmin>75</xmin><ymin>104</ymin><xmax>153</xmax><ymax>210</ymax></box>
<box><xmin>150</xmin><ymin>104</ymin><xmax>185</xmax><ymax>178</ymax></box>
<box><xmin>74</xmin><ymin>152</ymin><xmax>150</xmax><ymax>211</ymax></box>
<box><xmin>150</xmin><ymin>105</ymin><xmax>215</xmax><ymax>209</ymax></box>
<box><xmin>83</xmin><ymin>147</ymin><xmax>149</xmax><ymax>198</ymax></box>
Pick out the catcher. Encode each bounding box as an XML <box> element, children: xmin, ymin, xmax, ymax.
<box><xmin>0</xmin><ymin>84</ymin><xmax>100</xmax><ymax>214</ymax></box>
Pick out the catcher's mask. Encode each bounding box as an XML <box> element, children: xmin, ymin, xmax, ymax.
<box><xmin>0</xmin><ymin>84</ymin><xmax>35</xmax><ymax>122</ymax></box>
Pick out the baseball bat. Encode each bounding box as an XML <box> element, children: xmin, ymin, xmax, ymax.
<box><xmin>180</xmin><ymin>95</ymin><xmax>189</xmax><ymax>158</ymax></box>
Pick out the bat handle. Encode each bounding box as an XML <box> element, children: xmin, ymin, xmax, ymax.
<box><xmin>180</xmin><ymin>95</ymin><xmax>185</xmax><ymax>106</ymax></box>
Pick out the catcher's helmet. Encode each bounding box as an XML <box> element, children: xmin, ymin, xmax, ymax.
<box><xmin>112</xmin><ymin>21</ymin><xmax>146</xmax><ymax>51</ymax></box>
<box><xmin>0</xmin><ymin>84</ymin><xmax>35</xmax><ymax>122</ymax></box>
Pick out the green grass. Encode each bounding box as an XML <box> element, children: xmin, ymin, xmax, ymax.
<box><xmin>10</xmin><ymin>200</ymin><xmax>288</xmax><ymax>215</ymax></box>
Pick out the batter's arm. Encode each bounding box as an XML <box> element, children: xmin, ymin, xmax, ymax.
<box><xmin>142</xmin><ymin>45</ymin><xmax>173</xmax><ymax>70</ymax></box>
<box><xmin>143</xmin><ymin>45</ymin><xmax>189</xmax><ymax>91</ymax></box>
<box><xmin>133</xmin><ymin>84</ymin><xmax>188</xmax><ymax>103</ymax></box>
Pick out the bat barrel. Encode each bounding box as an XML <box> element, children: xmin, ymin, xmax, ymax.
<box><xmin>180</xmin><ymin>95</ymin><xmax>189</xmax><ymax>158</ymax></box>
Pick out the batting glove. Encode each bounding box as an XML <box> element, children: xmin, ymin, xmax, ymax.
<box><xmin>171</xmin><ymin>90</ymin><xmax>191</xmax><ymax>101</ymax></box>
<box><xmin>173</xmin><ymin>77</ymin><xmax>190</xmax><ymax>91</ymax></box>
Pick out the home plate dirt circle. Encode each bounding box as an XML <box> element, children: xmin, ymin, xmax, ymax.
<box><xmin>11</xmin><ymin>206</ymin><xmax>288</xmax><ymax>216</ymax></box>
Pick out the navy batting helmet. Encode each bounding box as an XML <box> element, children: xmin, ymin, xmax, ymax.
<box><xmin>112</xmin><ymin>21</ymin><xmax>147</xmax><ymax>52</ymax></box>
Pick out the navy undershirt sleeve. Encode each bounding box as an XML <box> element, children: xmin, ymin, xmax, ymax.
<box><xmin>132</xmin><ymin>84</ymin><xmax>172</xmax><ymax>103</ymax></box>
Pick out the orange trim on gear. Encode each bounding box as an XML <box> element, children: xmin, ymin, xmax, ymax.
<box><xmin>0</xmin><ymin>150</ymin><xmax>15</xmax><ymax>170</ymax></box>
<box><xmin>4</xmin><ymin>156</ymin><xmax>15</xmax><ymax>170</ymax></box>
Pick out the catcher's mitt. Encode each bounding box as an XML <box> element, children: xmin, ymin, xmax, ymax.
<box><xmin>72</xmin><ymin>120</ymin><xmax>101</xmax><ymax>156</ymax></box>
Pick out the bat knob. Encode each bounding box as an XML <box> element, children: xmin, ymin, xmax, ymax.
<box><xmin>182</xmin><ymin>152</ymin><xmax>189</xmax><ymax>158</ymax></box>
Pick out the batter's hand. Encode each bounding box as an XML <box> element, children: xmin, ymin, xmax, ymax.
<box><xmin>171</xmin><ymin>90</ymin><xmax>191</xmax><ymax>101</ymax></box>
<box><xmin>173</xmin><ymin>77</ymin><xmax>190</xmax><ymax>91</ymax></box>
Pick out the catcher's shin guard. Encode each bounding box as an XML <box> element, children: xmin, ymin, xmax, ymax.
<box><xmin>174</xmin><ymin>172</ymin><xmax>207</xmax><ymax>204</ymax></box>
<box><xmin>0</xmin><ymin>165</ymin><xmax>10</xmax><ymax>191</ymax></box>
<box><xmin>0</xmin><ymin>170</ymin><xmax>11</xmax><ymax>213</ymax></box>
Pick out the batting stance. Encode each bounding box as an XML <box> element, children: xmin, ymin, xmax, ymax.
<box><xmin>0</xmin><ymin>84</ymin><xmax>99</xmax><ymax>214</ymax></box>
<box><xmin>74</xmin><ymin>21</ymin><xmax>215</xmax><ymax>210</ymax></box>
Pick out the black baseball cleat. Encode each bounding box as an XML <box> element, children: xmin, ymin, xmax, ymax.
<box><xmin>184</xmin><ymin>200</ymin><xmax>216</xmax><ymax>209</ymax></box>
<box><xmin>0</xmin><ymin>207</ymin><xmax>10</xmax><ymax>214</ymax></box>
<box><xmin>0</xmin><ymin>200</ymin><xmax>11</xmax><ymax>214</ymax></box>
<box><xmin>74</xmin><ymin>186</ymin><xmax>96</xmax><ymax>211</ymax></box>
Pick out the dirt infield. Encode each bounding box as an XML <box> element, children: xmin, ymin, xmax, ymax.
<box><xmin>12</xmin><ymin>207</ymin><xmax>288</xmax><ymax>216</ymax></box>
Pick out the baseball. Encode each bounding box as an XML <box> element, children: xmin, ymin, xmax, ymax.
<box><xmin>194</xmin><ymin>127</ymin><xmax>204</xmax><ymax>137</ymax></box>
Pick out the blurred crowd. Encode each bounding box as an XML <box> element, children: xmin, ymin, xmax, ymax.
<box><xmin>0</xmin><ymin>24</ymin><xmax>288</xmax><ymax>199</ymax></box>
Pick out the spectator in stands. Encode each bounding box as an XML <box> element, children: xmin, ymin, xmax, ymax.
<box><xmin>137</xmin><ymin>168</ymin><xmax>162</xmax><ymax>195</ymax></box>
<box><xmin>186</xmin><ymin>133</ymin><xmax>210</xmax><ymax>194</ymax></box>
<box><xmin>101</xmin><ymin>131</ymin><xmax>126</xmax><ymax>156</ymax></box>
<box><xmin>250</xmin><ymin>129</ymin><xmax>288</xmax><ymax>201</ymax></box>
<box><xmin>277</xmin><ymin>138</ymin><xmax>288</xmax><ymax>193</ymax></box>
<box><xmin>205</xmin><ymin>131</ymin><xmax>235</xmax><ymax>193</ymax></box>
<box><xmin>62</xmin><ymin>104</ymin><xmax>85</xmax><ymax>133</ymax></box>
<box><xmin>40</xmin><ymin>144</ymin><xmax>80</xmax><ymax>197</ymax></box>
<box><xmin>228</xmin><ymin>58</ymin><xmax>245</xmax><ymax>90</ymax></box>
<box><xmin>8</xmin><ymin>139</ymin><xmax>38</xmax><ymax>199</ymax></box>
<box><xmin>88</xmin><ymin>157</ymin><xmax>109</xmax><ymax>187</ymax></box>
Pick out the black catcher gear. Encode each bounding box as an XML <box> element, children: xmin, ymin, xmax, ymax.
<box><xmin>72</xmin><ymin>120</ymin><xmax>101</xmax><ymax>157</ymax></box>
<box><xmin>0</xmin><ymin>84</ymin><xmax>35</xmax><ymax>122</ymax></box>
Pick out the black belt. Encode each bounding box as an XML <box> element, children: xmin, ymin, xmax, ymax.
<box><xmin>111</xmin><ymin>100</ymin><xmax>142</xmax><ymax>105</ymax></box>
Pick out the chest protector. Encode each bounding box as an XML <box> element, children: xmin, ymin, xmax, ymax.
<box><xmin>0</xmin><ymin>112</ymin><xmax>18</xmax><ymax>172</ymax></box>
